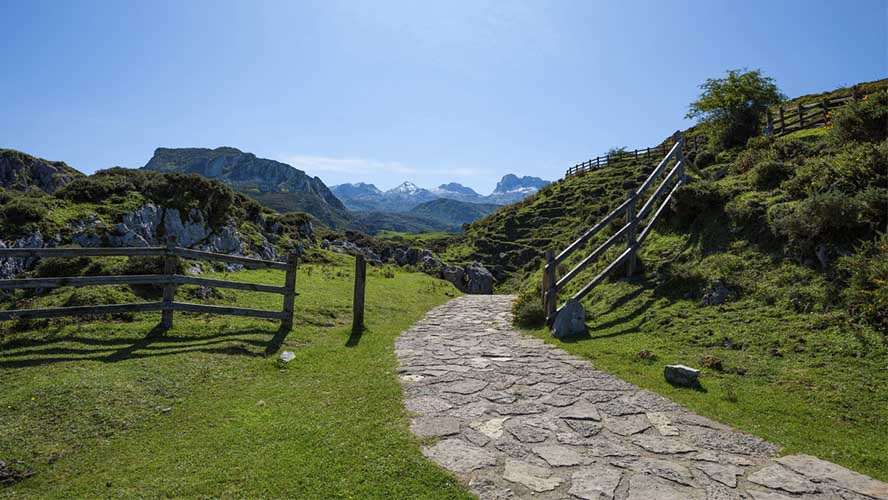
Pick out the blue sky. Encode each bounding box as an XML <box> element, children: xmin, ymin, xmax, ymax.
<box><xmin>2</xmin><ymin>0</ymin><xmax>885</xmax><ymax>194</ymax></box>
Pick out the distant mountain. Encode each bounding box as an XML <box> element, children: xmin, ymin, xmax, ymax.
<box><xmin>143</xmin><ymin>147</ymin><xmax>350</xmax><ymax>228</ymax></box>
<box><xmin>487</xmin><ymin>174</ymin><xmax>550</xmax><ymax>204</ymax></box>
<box><xmin>411</xmin><ymin>198</ymin><xmax>499</xmax><ymax>227</ymax></box>
<box><xmin>332</xmin><ymin>174</ymin><xmax>550</xmax><ymax>213</ymax></box>
<box><xmin>431</xmin><ymin>183</ymin><xmax>485</xmax><ymax>203</ymax></box>
<box><xmin>331</xmin><ymin>181</ymin><xmax>437</xmax><ymax>212</ymax></box>
<box><xmin>0</xmin><ymin>149</ymin><xmax>83</xmax><ymax>194</ymax></box>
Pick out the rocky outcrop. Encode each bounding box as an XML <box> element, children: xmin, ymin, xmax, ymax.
<box><xmin>0</xmin><ymin>149</ymin><xmax>83</xmax><ymax>194</ymax></box>
<box><xmin>72</xmin><ymin>204</ymin><xmax>250</xmax><ymax>257</ymax></box>
<box><xmin>327</xmin><ymin>240</ymin><xmax>495</xmax><ymax>294</ymax></box>
<box><xmin>0</xmin><ymin>232</ymin><xmax>59</xmax><ymax>280</ymax></box>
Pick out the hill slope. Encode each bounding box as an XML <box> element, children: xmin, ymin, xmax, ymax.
<box><xmin>143</xmin><ymin>147</ymin><xmax>350</xmax><ymax>228</ymax></box>
<box><xmin>441</xmin><ymin>83</ymin><xmax>888</xmax><ymax>479</ymax></box>
<box><xmin>0</xmin><ymin>149</ymin><xmax>84</xmax><ymax>194</ymax></box>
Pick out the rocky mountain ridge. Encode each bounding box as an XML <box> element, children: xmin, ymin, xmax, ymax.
<box><xmin>143</xmin><ymin>147</ymin><xmax>350</xmax><ymax>228</ymax></box>
<box><xmin>331</xmin><ymin>174</ymin><xmax>550</xmax><ymax>212</ymax></box>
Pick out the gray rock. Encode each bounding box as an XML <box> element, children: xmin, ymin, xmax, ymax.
<box><xmin>551</xmin><ymin>298</ymin><xmax>586</xmax><ymax>339</ymax></box>
<box><xmin>664</xmin><ymin>365</ymin><xmax>700</xmax><ymax>387</ymax></box>
<box><xmin>470</xmin><ymin>417</ymin><xmax>510</xmax><ymax>439</ymax></box>
<box><xmin>503</xmin><ymin>459</ymin><xmax>562</xmax><ymax>492</ymax></box>
<box><xmin>611</xmin><ymin>456</ymin><xmax>695</xmax><ymax>487</ymax></box>
<box><xmin>277</xmin><ymin>351</ymin><xmax>295</xmax><ymax>362</ymax></box>
<box><xmin>775</xmin><ymin>454</ymin><xmax>888</xmax><ymax>500</ymax></box>
<box><xmin>629</xmin><ymin>434</ymin><xmax>696</xmax><ymax>454</ymax></box>
<box><xmin>441</xmin><ymin>265</ymin><xmax>466</xmax><ymax>291</ymax></box>
<box><xmin>701</xmin><ymin>281</ymin><xmax>731</xmax><ymax>306</ymax></box>
<box><xmin>0</xmin><ymin>231</ymin><xmax>48</xmax><ymax>279</ymax></box>
<box><xmin>626</xmin><ymin>473</ymin><xmax>698</xmax><ymax>500</ymax></box>
<box><xmin>557</xmin><ymin>400</ymin><xmax>601</xmax><ymax>421</ymax></box>
<box><xmin>747</xmin><ymin>464</ymin><xmax>818</xmax><ymax>494</ymax></box>
<box><xmin>464</xmin><ymin>262</ymin><xmax>494</xmax><ymax>294</ymax></box>
<box><xmin>411</xmin><ymin>417</ymin><xmax>462</xmax><ymax>438</ymax></box>
<box><xmin>603</xmin><ymin>414</ymin><xmax>652</xmax><ymax>436</ymax></box>
<box><xmin>568</xmin><ymin>466</ymin><xmax>623</xmax><ymax>500</ymax></box>
<box><xmin>646</xmin><ymin>412</ymin><xmax>680</xmax><ymax>436</ymax></box>
<box><xmin>694</xmin><ymin>462</ymin><xmax>745</xmax><ymax>488</ymax></box>
<box><xmin>532</xmin><ymin>444</ymin><xmax>584</xmax><ymax>466</ymax></box>
<box><xmin>423</xmin><ymin>439</ymin><xmax>496</xmax><ymax>474</ymax></box>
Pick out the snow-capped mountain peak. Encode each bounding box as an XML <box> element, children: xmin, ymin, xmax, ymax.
<box><xmin>390</xmin><ymin>181</ymin><xmax>421</xmax><ymax>194</ymax></box>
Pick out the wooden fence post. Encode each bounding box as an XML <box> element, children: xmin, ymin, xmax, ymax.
<box><xmin>797</xmin><ymin>103</ymin><xmax>804</xmax><ymax>129</ymax></box>
<box><xmin>280</xmin><ymin>252</ymin><xmax>298</xmax><ymax>331</ymax></box>
<box><xmin>352</xmin><ymin>254</ymin><xmax>366</xmax><ymax>334</ymax></box>
<box><xmin>821</xmin><ymin>99</ymin><xmax>829</xmax><ymax>125</ymax></box>
<box><xmin>542</xmin><ymin>249</ymin><xmax>557</xmax><ymax>321</ymax></box>
<box><xmin>765</xmin><ymin>109</ymin><xmax>773</xmax><ymax>135</ymax></box>
<box><xmin>778</xmin><ymin>106</ymin><xmax>785</xmax><ymax>135</ymax></box>
<box><xmin>625</xmin><ymin>191</ymin><xmax>638</xmax><ymax>277</ymax></box>
<box><xmin>161</xmin><ymin>235</ymin><xmax>178</xmax><ymax>329</ymax></box>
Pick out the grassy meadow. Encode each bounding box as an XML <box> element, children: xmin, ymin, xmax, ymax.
<box><xmin>0</xmin><ymin>254</ymin><xmax>472</xmax><ymax>499</ymax></box>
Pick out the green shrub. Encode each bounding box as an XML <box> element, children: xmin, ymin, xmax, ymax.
<box><xmin>670</xmin><ymin>180</ymin><xmax>725</xmax><ymax>226</ymax></box>
<box><xmin>35</xmin><ymin>257</ymin><xmax>92</xmax><ymax>278</ymax></box>
<box><xmin>785</xmin><ymin>142</ymin><xmax>887</xmax><ymax>199</ymax></box>
<box><xmin>751</xmin><ymin>159</ymin><xmax>793</xmax><ymax>190</ymax></box>
<box><xmin>56</xmin><ymin>172</ymin><xmax>135</xmax><ymax>202</ymax></box>
<box><xmin>835</xmin><ymin>234</ymin><xmax>888</xmax><ymax>334</ymax></box>
<box><xmin>694</xmin><ymin>149</ymin><xmax>716</xmax><ymax>169</ymax></box>
<box><xmin>767</xmin><ymin>191</ymin><xmax>884</xmax><ymax>255</ymax></box>
<box><xmin>830</xmin><ymin>91</ymin><xmax>888</xmax><ymax>144</ymax></box>
<box><xmin>731</xmin><ymin>146</ymin><xmax>769</xmax><ymax>175</ymax></box>
<box><xmin>62</xmin><ymin>286</ymin><xmax>136</xmax><ymax>321</ymax></box>
<box><xmin>772</xmin><ymin>137</ymin><xmax>812</xmax><ymax>161</ymax></box>
<box><xmin>512</xmin><ymin>292</ymin><xmax>546</xmax><ymax>327</ymax></box>
<box><xmin>725</xmin><ymin>191</ymin><xmax>769</xmax><ymax>228</ymax></box>
<box><xmin>0</xmin><ymin>197</ymin><xmax>49</xmax><ymax>225</ymax></box>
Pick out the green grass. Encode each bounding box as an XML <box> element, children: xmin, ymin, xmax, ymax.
<box><xmin>522</xmin><ymin>266</ymin><xmax>888</xmax><ymax>482</ymax></box>
<box><xmin>0</xmin><ymin>254</ymin><xmax>472</xmax><ymax>499</ymax></box>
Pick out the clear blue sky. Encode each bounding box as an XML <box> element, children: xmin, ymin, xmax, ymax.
<box><xmin>2</xmin><ymin>0</ymin><xmax>885</xmax><ymax>194</ymax></box>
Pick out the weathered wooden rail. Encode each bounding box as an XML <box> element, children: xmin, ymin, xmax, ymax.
<box><xmin>765</xmin><ymin>87</ymin><xmax>864</xmax><ymax>137</ymax></box>
<box><xmin>543</xmin><ymin>132</ymin><xmax>687</xmax><ymax>323</ymax></box>
<box><xmin>565</xmin><ymin>134</ymin><xmax>702</xmax><ymax>178</ymax></box>
<box><xmin>0</xmin><ymin>236</ymin><xmax>298</xmax><ymax>330</ymax></box>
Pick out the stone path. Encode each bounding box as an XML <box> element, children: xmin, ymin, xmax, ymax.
<box><xmin>396</xmin><ymin>295</ymin><xmax>888</xmax><ymax>500</ymax></box>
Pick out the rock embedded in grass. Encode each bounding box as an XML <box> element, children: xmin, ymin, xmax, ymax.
<box><xmin>277</xmin><ymin>351</ymin><xmax>295</xmax><ymax>363</ymax></box>
<box><xmin>664</xmin><ymin>365</ymin><xmax>700</xmax><ymax>387</ymax></box>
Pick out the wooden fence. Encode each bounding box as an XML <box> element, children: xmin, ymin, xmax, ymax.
<box><xmin>0</xmin><ymin>236</ymin><xmax>298</xmax><ymax>330</ymax></box>
<box><xmin>565</xmin><ymin>134</ymin><xmax>702</xmax><ymax>178</ymax></box>
<box><xmin>765</xmin><ymin>87</ymin><xmax>866</xmax><ymax>137</ymax></box>
<box><xmin>543</xmin><ymin>132</ymin><xmax>687</xmax><ymax>323</ymax></box>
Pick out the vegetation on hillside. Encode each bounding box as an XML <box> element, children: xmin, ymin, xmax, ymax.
<box><xmin>445</xmin><ymin>77</ymin><xmax>887</xmax><ymax>478</ymax></box>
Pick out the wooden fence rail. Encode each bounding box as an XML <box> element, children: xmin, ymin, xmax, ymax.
<box><xmin>765</xmin><ymin>86</ymin><xmax>874</xmax><ymax>137</ymax></box>
<box><xmin>0</xmin><ymin>236</ymin><xmax>298</xmax><ymax>330</ymax></box>
<box><xmin>565</xmin><ymin>133</ymin><xmax>702</xmax><ymax>179</ymax></box>
<box><xmin>543</xmin><ymin>132</ymin><xmax>687</xmax><ymax>324</ymax></box>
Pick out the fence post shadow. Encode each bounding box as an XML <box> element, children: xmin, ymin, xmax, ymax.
<box><xmin>265</xmin><ymin>323</ymin><xmax>292</xmax><ymax>356</ymax></box>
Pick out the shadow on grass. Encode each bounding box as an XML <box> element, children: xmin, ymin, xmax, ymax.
<box><xmin>345</xmin><ymin>326</ymin><xmax>366</xmax><ymax>347</ymax></box>
<box><xmin>0</xmin><ymin>321</ymin><xmax>292</xmax><ymax>369</ymax></box>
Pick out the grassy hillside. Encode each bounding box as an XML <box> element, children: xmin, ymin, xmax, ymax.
<box><xmin>0</xmin><ymin>253</ymin><xmax>470</xmax><ymax>499</ymax></box>
<box><xmin>443</xmin><ymin>85</ymin><xmax>888</xmax><ymax>478</ymax></box>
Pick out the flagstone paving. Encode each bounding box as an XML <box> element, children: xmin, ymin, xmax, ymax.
<box><xmin>396</xmin><ymin>295</ymin><xmax>888</xmax><ymax>500</ymax></box>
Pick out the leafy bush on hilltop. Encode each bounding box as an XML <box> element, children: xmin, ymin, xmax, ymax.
<box><xmin>686</xmin><ymin>69</ymin><xmax>785</xmax><ymax>149</ymax></box>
